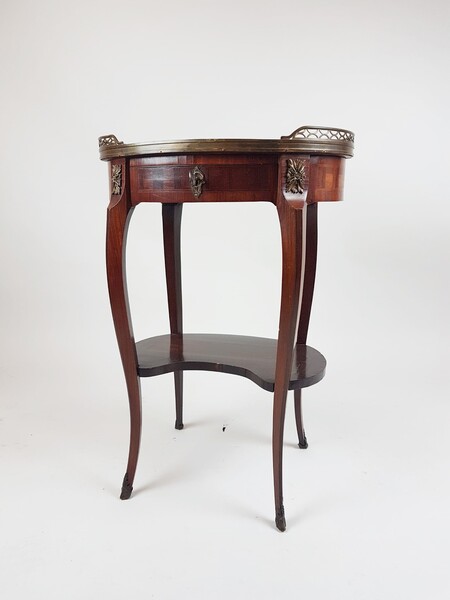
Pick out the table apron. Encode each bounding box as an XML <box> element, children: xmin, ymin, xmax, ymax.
<box><xmin>126</xmin><ymin>154</ymin><xmax>345</xmax><ymax>205</ymax></box>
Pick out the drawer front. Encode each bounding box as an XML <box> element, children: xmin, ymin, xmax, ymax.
<box><xmin>130</xmin><ymin>155</ymin><xmax>278</xmax><ymax>204</ymax></box>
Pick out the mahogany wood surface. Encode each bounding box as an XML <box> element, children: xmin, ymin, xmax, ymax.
<box><xmin>271</xmin><ymin>164</ymin><xmax>307</xmax><ymax>531</ymax></box>
<box><xmin>294</xmin><ymin>202</ymin><xmax>318</xmax><ymax>449</ymax></box>
<box><xmin>130</xmin><ymin>155</ymin><xmax>278</xmax><ymax>204</ymax></box>
<box><xmin>102</xmin><ymin>132</ymin><xmax>352</xmax><ymax>531</ymax></box>
<box><xmin>135</xmin><ymin>334</ymin><xmax>326</xmax><ymax>391</ymax></box>
<box><xmin>129</xmin><ymin>155</ymin><xmax>344</xmax><ymax>205</ymax></box>
<box><xmin>105</xmin><ymin>159</ymin><xmax>142</xmax><ymax>500</ymax></box>
<box><xmin>308</xmin><ymin>156</ymin><xmax>345</xmax><ymax>203</ymax></box>
<box><xmin>162</xmin><ymin>204</ymin><xmax>184</xmax><ymax>430</ymax></box>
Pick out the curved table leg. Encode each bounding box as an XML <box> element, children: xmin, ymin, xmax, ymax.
<box><xmin>106</xmin><ymin>159</ymin><xmax>142</xmax><ymax>500</ymax></box>
<box><xmin>294</xmin><ymin>390</ymin><xmax>308</xmax><ymax>448</ymax></box>
<box><xmin>273</xmin><ymin>201</ymin><xmax>306</xmax><ymax>531</ymax></box>
<box><xmin>162</xmin><ymin>204</ymin><xmax>184</xmax><ymax>430</ymax></box>
<box><xmin>294</xmin><ymin>202</ymin><xmax>318</xmax><ymax>448</ymax></box>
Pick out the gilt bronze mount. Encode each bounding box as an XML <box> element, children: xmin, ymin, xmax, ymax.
<box><xmin>189</xmin><ymin>166</ymin><xmax>206</xmax><ymax>198</ymax></box>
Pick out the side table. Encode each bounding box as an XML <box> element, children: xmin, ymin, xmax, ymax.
<box><xmin>99</xmin><ymin>126</ymin><xmax>354</xmax><ymax>531</ymax></box>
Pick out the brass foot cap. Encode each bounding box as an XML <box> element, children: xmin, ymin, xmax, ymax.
<box><xmin>275</xmin><ymin>507</ymin><xmax>286</xmax><ymax>532</ymax></box>
<box><xmin>120</xmin><ymin>474</ymin><xmax>133</xmax><ymax>500</ymax></box>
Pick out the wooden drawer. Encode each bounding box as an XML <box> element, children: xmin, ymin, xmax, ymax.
<box><xmin>129</xmin><ymin>154</ymin><xmax>278</xmax><ymax>204</ymax></box>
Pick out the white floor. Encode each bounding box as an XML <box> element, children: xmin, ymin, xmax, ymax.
<box><xmin>1</xmin><ymin>346</ymin><xmax>449</xmax><ymax>599</ymax></box>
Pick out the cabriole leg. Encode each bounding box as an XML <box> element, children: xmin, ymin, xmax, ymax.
<box><xmin>106</xmin><ymin>159</ymin><xmax>142</xmax><ymax>500</ymax></box>
<box><xmin>273</xmin><ymin>201</ymin><xmax>306</xmax><ymax>531</ymax></box>
<box><xmin>162</xmin><ymin>203</ymin><xmax>184</xmax><ymax>430</ymax></box>
<box><xmin>294</xmin><ymin>389</ymin><xmax>308</xmax><ymax>449</ymax></box>
<box><xmin>294</xmin><ymin>202</ymin><xmax>318</xmax><ymax>448</ymax></box>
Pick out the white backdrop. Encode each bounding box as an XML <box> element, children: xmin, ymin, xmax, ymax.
<box><xmin>1</xmin><ymin>1</ymin><xmax>449</xmax><ymax>598</ymax></box>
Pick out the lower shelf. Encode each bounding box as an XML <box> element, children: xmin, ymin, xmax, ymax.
<box><xmin>136</xmin><ymin>334</ymin><xmax>326</xmax><ymax>392</ymax></box>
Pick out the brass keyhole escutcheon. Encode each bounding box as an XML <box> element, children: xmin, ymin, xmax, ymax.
<box><xmin>189</xmin><ymin>166</ymin><xmax>206</xmax><ymax>198</ymax></box>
